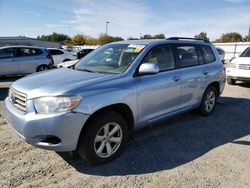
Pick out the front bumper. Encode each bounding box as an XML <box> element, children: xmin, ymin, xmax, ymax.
<box><xmin>226</xmin><ymin>68</ymin><xmax>250</xmax><ymax>81</ymax></box>
<box><xmin>4</xmin><ymin>98</ymin><xmax>89</xmax><ymax>152</ymax></box>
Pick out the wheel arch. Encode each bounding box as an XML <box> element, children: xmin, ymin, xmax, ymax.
<box><xmin>36</xmin><ymin>64</ymin><xmax>49</xmax><ymax>72</ymax></box>
<box><xmin>77</xmin><ymin>103</ymin><xmax>135</xmax><ymax>147</ymax></box>
<box><xmin>207</xmin><ymin>81</ymin><xmax>220</xmax><ymax>97</ymax></box>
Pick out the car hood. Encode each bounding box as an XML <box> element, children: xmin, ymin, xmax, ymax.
<box><xmin>57</xmin><ymin>60</ymin><xmax>79</xmax><ymax>68</ymax></box>
<box><xmin>232</xmin><ymin>57</ymin><xmax>250</xmax><ymax>65</ymax></box>
<box><xmin>12</xmin><ymin>68</ymin><xmax>119</xmax><ymax>99</ymax></box>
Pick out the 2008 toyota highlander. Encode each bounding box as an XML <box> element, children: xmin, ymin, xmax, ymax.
<box><xmin>4</xmin><ymin>37</ymin><xmax>225</xmax><ymax>165</ymax></box>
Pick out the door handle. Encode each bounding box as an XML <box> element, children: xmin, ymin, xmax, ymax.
<box><xmin>172</xmin><ymin>76</ymin><xmax>181</xmax><ymax>81</ymax></box>
<box><xmin>202</xmin><ymin>70</ymin><xmax>208</xmax><ymax>75</ymax></box>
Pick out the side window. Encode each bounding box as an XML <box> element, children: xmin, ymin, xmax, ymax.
<box><xmin>18</xmin><ymin>48</ymin><xmax>40</xmax><ymax>57</ymax></box>
<box><xmin>49</xmin><ymin>50</ymin><xmax>64</xmax><ymax>55</ymax></box>
<box><xmin>35</xmin><ymin>49</ymin><xmax>43</xmax><ymax>55</ymax></box>
<box><xmin>0</xmin><ymin>48</ymin><xmax>15</xmax><ymax>59</ymax></box>
<box><xmin>141</xmin><ymin>45</ymin><xmax>176</xmax><ymax>71</ymax></box>
<box><xmin>54</xmin><ymin>50</ymin><xmax>64</xmax><ymax>55</ymax></box>
<box><xmin>200</xmin><ymin>45</ymin><xmax>215</xmax><ymax>63</ymax></box>
<box><xmin>176</xmin><ymin>45</ymin><xmax>199</xmax><ymax>68</ymax></box>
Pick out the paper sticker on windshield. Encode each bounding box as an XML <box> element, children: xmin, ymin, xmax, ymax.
<box><xmin>127</xmin><ymin>44</ymin><xmax>145</xmax><ymax>53</ymax></box>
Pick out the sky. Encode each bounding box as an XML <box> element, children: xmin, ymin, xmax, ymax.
<box><xmin>0</xmin><ymin>0</ymin><xmax>250</xmax><ymax>40</ymax></box>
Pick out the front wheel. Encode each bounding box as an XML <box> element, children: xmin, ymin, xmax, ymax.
<box><xmin>77</xmin><ymin>111</ymin><xmax>128</xmax><ymax>165</ymax></box>
<box><xmin>227</xmin><ymin>77</ymin><xmax>236</xmax><ymax>85</ymax></box>
<box><xmin>198</xmin><ymin>86</ymin><xmax>217</xmax><ymax>116</ymax></box>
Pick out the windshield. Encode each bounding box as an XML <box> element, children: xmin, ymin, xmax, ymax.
<box><xmin>240</xmin><ymin>47</ymin><xmax>250</xmax><ymax>57</ymax></box>
<box><xmin>75</xmin><ymin>43</ymin><xmax>145</xmax><ymax>74</ymax></box>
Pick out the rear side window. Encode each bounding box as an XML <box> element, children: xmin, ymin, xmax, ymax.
<box><xmin>141</xmin><ymin>45</ymin><xmax>176</xmax><ymax>72</ymax></box>
<box><xmin>200</xmin><ymin>45</ymin><xmax>215</xmax><ymax>63</ymax></box>
<box><xmin>49</xmin><ymin>49</ymin><xmax>64</xmax><ymax>55</ymax></box>
<box><xmin>18</xmin><ymin>48</ymin><xmax>43</xmax><ymax>57</ymax></box>
<box><xmin>176</xmin><ymin>45</ymin><xmax>199</xmax><ymax>68</ymax></box>
<box><xmin>0</xmin><ymin>48</ymin><xmax>15</xmax><ymax>59</ymax></box>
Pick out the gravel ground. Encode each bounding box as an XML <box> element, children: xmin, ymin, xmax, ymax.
<box><xmin>0</xmin><ymin>78</ymin><xmax>250</xmax><ymax>188</ymax></box>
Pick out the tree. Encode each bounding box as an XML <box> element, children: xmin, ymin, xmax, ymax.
<box><xmin>127</xmin><ymin>36</ymin><xmax>140</xmax><ymax>40</ymax></box>
<box><xmin>243</xmin><ymin>35</ymin><xmax>250</xmax><ymax>42</ymax></box>
<box><xmin>153</xmin><ymin>33</ymin><xmax>166</xmax><ymax>39</ymax></box>
<box><xmin>38</xmin><ymin>32</ymin><xmax>70</xmax><ymax>43</ymax></box>
<box><xmin>85</xmin><ymin>36</ymin><xmax>99</xmax><ymax>45</ymax></box>
<box><xmin>141</xmin><ymin>34</ymin><xmax>153</xmax><ymax>39</ymax></box>
<box><xmin>194</xmin><ymin>32</ymin><xmax>209</xmax><ymax>41</ymax></box>
<box><xmin>71</xmin><ymin>34</ymin><xmax>86</xmax><ymax>45</ymax></box>
<box><xmin>214</xmin><ymin>32</ymin><xmax>242</xmax><ymax>43</ymax></box>
<box><xmin>140</xmin><ymin>33</ymin><xmax>166</xmax><ymax>39</ymax></box>
<box><xmin>98</xmin><ymin>34</ymin><xmax>124</xmax><ymax>45</ymax></box>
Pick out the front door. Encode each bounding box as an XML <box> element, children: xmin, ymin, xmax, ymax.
<box><xmin>136</xmin><ymin>44</ymin><xmax>182</xmax><ymax>127</ymax></box>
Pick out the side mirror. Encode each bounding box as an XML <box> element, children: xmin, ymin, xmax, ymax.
<box><xmin>138</xmin><ymin>63</ymin><xmax>159</xmax><ymax>75</ymax></box>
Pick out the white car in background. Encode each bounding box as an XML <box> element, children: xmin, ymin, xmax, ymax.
<box><xmin>57</xmin><ymin>59</ymin><xmax>79</xmax><ymax>69</ymax></box>
<box><xmin>226</xmin><ymin>47</ymin><xmax>250</xmax><ymax>85</ymax></box>
<box><xmin>48</xmin><ymin>48</ymin><xmax>77</xmax><ymax>66</ymax></box>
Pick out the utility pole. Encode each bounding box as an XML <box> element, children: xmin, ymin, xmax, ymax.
<box><xmin>106</xmin><ymin>21</ymin><xmax>109</xmax><ymax>36</ymax></box>
<box><xmin>248</xmin><ymin>24</ymin><xmax>250</xmax><ymax>41</ymax></box>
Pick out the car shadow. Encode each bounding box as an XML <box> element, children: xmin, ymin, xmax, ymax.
<box><xmin>0</xmin><ymin>76</ymin><xmax>23</xmax><ymax>101</ymax></box>
<box><xmin>0</xmin><ymin>76</ymin><xmax>23</xmax><ymax>83</ymax></box>
<box><xmin>0</xmin><ymin>88</ymin><xmax>9</xmax><ymax>101</ymax></box>
<box><xmin>58</xmin><ymin>96</ymin><xmax>250</xmax><ymax>176</ymax></box>
<box><xmin>235</xmin><ymin>82</ymin><xmax>250</xmax><ymax>88</ymax></box>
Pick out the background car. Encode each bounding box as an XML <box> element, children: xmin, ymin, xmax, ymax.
<box><xmin>48</xmin><ymin>48</ymin><xmax>76</xmax><ymax>66</ymax></box>
<box><xmin>216</xmin><ymin>47</ymin><xmax>225</xmax><ymax>62</ymax></box>
<box><xmin>57</xmin><ymin>59</ymin><xmax>79</xmax><ymax>69</ymax></box>
<box><xmin>77</xmin><ymin>48</ymin><xmax>94</xmax><ymax>59</ymax></box>
<box><xmin>226</xmin><ymin>46</ymin><xmax>250</xmax><ymax>85</ymax></box>
<box><xmin>0</xmin><ymin>46</ymin><xmax>54</xmax><ymax>76</ymax></box>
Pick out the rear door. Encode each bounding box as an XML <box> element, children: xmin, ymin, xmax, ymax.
<box><xmin>136</xmin><ymin>44</ymin><xmax>182</xmax><ymax>127</ymax></box>
<box><xmin>0</xmin><ymin>48</ymin><xmax>19</xmax><ymax>75</ymax></box>
<box><xmin>175</xmin><ymin>44</ymin><xmax>207</xmax><ymax>109</ymax></box>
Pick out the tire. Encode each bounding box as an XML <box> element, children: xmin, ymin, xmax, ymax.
<box><xmin>78</xmin><ymin>111</ymin><xmax>128</xmax><ymax>165</ymax></box>
<box><xmin>36</xmin><ymin>65</ymin><xmax>49</xmax><ymax>72</ymax></box>
<box><xmin>198</xmin><ymin>86</ymin><xmax>218</xmax><ymax>116</ymax></box>
<box><xmin>227</xmin><ymin>77</ymin><xmax>236</xmax><ymax>85</ymax></box>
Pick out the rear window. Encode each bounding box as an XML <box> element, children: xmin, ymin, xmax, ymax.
<box><xmin>200</xmin><ymin>45</ymin><xmax>215</xmax><ymax>63</ymax></box>
<box><xmin>18</xmin><ymin>48</ymin><xmax>43</xmax><ymax>57</ymax></box>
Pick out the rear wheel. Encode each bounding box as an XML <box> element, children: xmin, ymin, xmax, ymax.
<box><xmin>78</xmin><ymin>111</ymin><xmax>128</xmax><ymax>165</ymax></box>
<box><xmin>36</xmin><ymin>65</ymin><xmax>49</xmax><ymax>72</ymax></box>
<box><xmin>199</xmin><ymin>86</ymin><xmax>217</xmax><ymax>116</ymax></box>
<box><xmin>227</xmin><ymin>77</ymin><xmax>236</xmax><ymax>85</ymax></box>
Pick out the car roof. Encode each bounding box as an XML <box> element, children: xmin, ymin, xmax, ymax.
<box><xmin>0</xmin><ymin>45</ymin><xmax>46</xmax><ymax>49</ymax></box>
<box><xmin>113</xmin><ymin>38</ymin><xmax>211</xmax><ymax>46</ymax></box>
<box><xmin>113</xmin><ymin>39</ymin><xmax>164</xmax><ymax>45</ymax></box>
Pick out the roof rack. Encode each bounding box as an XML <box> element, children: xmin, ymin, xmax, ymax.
<box><xmin>167</xmin><ymin>37</ymin><xmax>210</xmax><ymax>43</ymax></box>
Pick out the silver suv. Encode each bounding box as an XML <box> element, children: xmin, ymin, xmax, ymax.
<box><xmin>0</xmin><ymin>46</ymin><xmax>54</xmax><ymax>76</ymax></box>
<box><xmin>4</xmin><ymin>38</ymin><xmax>225</xmax><ymax>165</ymax></box>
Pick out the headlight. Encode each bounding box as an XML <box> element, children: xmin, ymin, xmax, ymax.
<box><xmin>227</xmin><ymin>62</ymin><xmax>236</xmax><ymax>68</ymax></box>
<box><xmin>34</xmin><ymin>96</ymin><xmax>81</xmax><ymax>114</ymax></box>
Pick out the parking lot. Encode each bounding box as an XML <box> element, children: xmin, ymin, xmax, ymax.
<box><xmin>0</xmin><ymin>78</ymin><xmax>250</xmax><ymax>188</ymax></box>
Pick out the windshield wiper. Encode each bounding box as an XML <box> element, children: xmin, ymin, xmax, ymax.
<box><xmin>78</xmin><ymin>68</ymin><xmax>97</xmax><ymax>73</ymax></box>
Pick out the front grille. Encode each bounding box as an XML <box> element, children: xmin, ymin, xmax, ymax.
<box><xmin>9</xmin><ymin>87</ymin><xmax>27</xmax><ymax>113</ymax></box>
<box><xmin>238</xmin><ymin>64</ymin><xmax>250</xmax><ymax>70</ymax></box>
